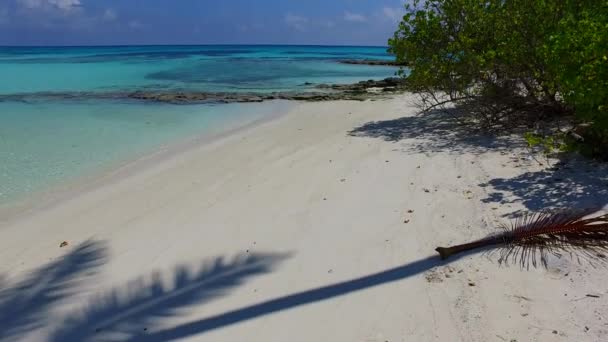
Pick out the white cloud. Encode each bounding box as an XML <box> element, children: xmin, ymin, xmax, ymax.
<box><xmin>284</xmin><ymin>13</ymin><xmax>308</xmax><ymax>31</ymax></box>
<box><xmin>10</xmin><ymin>0</ymin><xmax>122</xmax><ymax>30</ymax></box>
<box><xmin>102</xmin><ymin>8</ymin><xmax>117</xmax><ymax>21</ymax></box>
<box><xmin>18</xmin><ymin>0</ymin><xmax>81</xmax><ymax>12</ymax></box>
<box><xmin>17</xmin><ymin>0</ymin><xmax>42</xmax><ymax>9</ymax></box>
<box><xmin>49</xmin><ymin>0</ymin><xmax>80</xmax><ymax>11</ymax></box>
<box><xmin>382</xmin><ymin>7</ymin><xmax>403</xmax><ymax>23</ymax></box>
<box><xmin>344</xmin><ymin>11</ymin><xmax>367</xmax><ymax>23</ymax></box>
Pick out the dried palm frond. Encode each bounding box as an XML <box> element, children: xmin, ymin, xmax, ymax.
<box><xmin>435</xmin><ymin>209</ymin><xmax>608</xmax><ymax>268</ymax></box>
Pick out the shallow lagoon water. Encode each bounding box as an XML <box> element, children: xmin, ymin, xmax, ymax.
<box><xmin>0</xmin><ymin>45</ymin><xmax>398</xmax><ymax>204</ymax></box>
<box><xmin>0</xmin><ymin>45</ymin><xmax>397</xmax><ymax>93</ymax></box>
<box><xmin>0</xmin><ymin>100</ymin><xmax>291</xmax><ymax>203</ymax></box>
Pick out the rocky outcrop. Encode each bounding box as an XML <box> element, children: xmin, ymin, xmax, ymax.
<box><xmin>315</xmin><ymin>77</ymin><xmax>406</xmax><ymax>91</ymax></box>
<box><xmin>127</xmin><ymin>91</ymin><xmax>371</xmax><ymax>104</ymax></box>
<box><xmin>0</xmin><ymin>78</ymin><xmax>408</xmax><ymax>105</ymax></box>
<box><xmin>338</xmin><ymin>59</ymin><xmax>406</xmax><ymax>66</ymax></box>
<box><xmin>126</xmin><ymin>78</ymin><xmax>408</xmax><ymax>104</ymax></box>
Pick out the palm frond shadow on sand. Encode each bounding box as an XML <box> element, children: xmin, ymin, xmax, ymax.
<box><xmin>50</xmin><ymin>252</ymin><xmax>290</xmax><ymax>342</ymax></box>
<box><xmin>6</xmin><ymin>240</ymin><xmax>483</xmax><ymax>341</ymax></box>
<box><xmin>136</xmin><ymin>251</ymin><xmax>480</xmax><ymax>342</ymax></box>
<box><xmin>0</xmin><ymin>240</ymin><xmax>108</xmax><ymax>342</ymax></box>
<box><xmin>45</xmin><ymin>249</ymin><xmax>477</xmax><ymax>341</ymax></box>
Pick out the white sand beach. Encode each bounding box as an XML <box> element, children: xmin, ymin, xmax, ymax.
<box><xmin>1</xmin><ymin>94</ymin><xmax>607</xmax><ymax>341</ymax></box>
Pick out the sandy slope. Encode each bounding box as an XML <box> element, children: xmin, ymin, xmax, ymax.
<box><xmin>0</xmin><ymin>94</ymin><xmax>607</xmax><ymax>341</ymax></box>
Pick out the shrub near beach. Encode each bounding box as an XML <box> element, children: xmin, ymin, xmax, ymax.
<box><xmin>389</xmin><ymin>0</ymin><xmax>608</xmax><ymax>160</ymax></box>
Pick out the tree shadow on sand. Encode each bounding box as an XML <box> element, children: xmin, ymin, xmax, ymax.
<box><xmin>0</xmin><ymin>240</ymin><xmax>108</xmax><ymax>342</ymax></box>
<box><xmin>348</xmin><ymin>109</ymin><xmax>524</xmax><ymax>155</ymax></box>
<box><xmin>350</xmin><ymin>109</ymin><xmax>608</xmax><ymax>215</ymax></box>
<box><xmin>480</xmin><ymin>159</ymin><xmax>608</xmax><ymax>217</ymax></box>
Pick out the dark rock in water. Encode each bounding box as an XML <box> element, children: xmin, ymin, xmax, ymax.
<box><xmin>127</xmin><ymin>90</ymin><xmax>362</xmax><ymax>104</ymax></box>
<box><xmin>338</xmin><ymin>59</ymin><xmax>406</xmax><ymax>66</ymax></box>
<box><xmin>124</xmin><ymin>79</ymin><xmax>406</xmax><ymax>103</ymax></box>
<box><xmin>313</xmin><ymin>77</ymin><xmax>406</xmax><ymax>92</ymax></box>
<box><xmin>0</xmin><ymin>77</ymin><xmax>407</xmax><ymax>105</ymax></box>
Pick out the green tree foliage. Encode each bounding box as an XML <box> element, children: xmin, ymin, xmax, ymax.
<box><xmin>389</xmin><ymin>0</ymin><xmax>608</xmax><ymax>159</ymax></box>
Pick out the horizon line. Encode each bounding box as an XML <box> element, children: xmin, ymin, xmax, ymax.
<box><xmin>0</xmin><ymin>43</ymin><xmax>390</xmax><ymax>49</ymax></box>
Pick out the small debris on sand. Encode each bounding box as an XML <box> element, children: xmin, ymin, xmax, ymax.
<box><xmin>60</xmin><ymin>241</ymin><xmax>69</xmax><ymax>248</ymax></box>
<box><xmin>425</xmin><ymin>270</ymin><xmax>443</xmax><ymax>283</ymax></box>
<box><xmin>513</xmin><ymin>295</ymin><xmax>531</xmax><ymax>302</ymax></box>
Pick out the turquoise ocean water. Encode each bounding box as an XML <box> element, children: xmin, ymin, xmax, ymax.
<box><xmin>0</xmin><ymin>45</ymin><xmax>398</xmax><ymax>204</ymax></box>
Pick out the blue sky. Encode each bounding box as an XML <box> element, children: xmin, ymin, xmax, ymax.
<box><xmin>0</xmin><ymin>0</ymin><xmax>406</xmax><ymax>46</ymax></box>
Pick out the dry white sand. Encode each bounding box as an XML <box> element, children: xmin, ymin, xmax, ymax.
<box><xmin>1</xmin><ymin>94</ymin><xmax>607</xmax><ymax>341</ymax></box>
